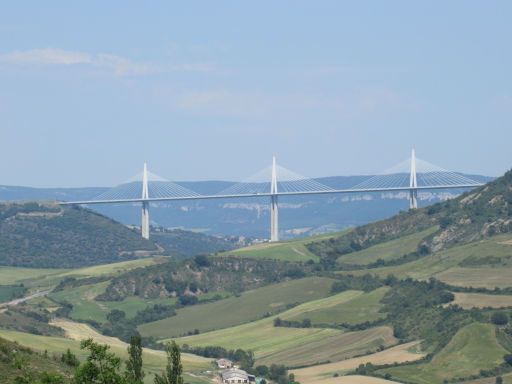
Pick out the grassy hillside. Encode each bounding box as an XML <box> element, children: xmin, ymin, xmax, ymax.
<box><xmin>218</xmin><ymin>231</ymin><xmax>343</xmax><ymax>262</ymax></box>
<box><xmin>138</xmin><ymin>276</ymin><xmax>335</xmax><ymax>338</ymax></box>
<box><xmin>0</xmin><ymin>325</ymin><xmax>212</xmax><ymax>384</ymax></box>
<box><xmin>338</xmin><ymin>226</ymin><xmax>438</xmax><ymax>265</ymax></box>
<box><xmin>338</xmin><ymin>234</ymin><xmax>512</xmax><ymax>289</ymax></box>
<box><xmin>379</xmin><ymin>323</ymin><xmax>509</xmax><ymax>384</ymax></box>
<box><xmin>0</xmin><ymin>335</ymin><xmax>74</xmax><ymax>383</ymax></box>
<box><xmin>308</xmin><ymin>169</ymin><xmax>512</xmax><ymax>266</ymax></box>
<box><xmin>0</xmin><ymin>257</ymin><xmax>166</xmax><ymax>290</ymax></box>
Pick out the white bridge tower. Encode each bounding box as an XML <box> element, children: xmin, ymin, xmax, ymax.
<box><xmin>141</xmin><ymin>163</ymin><xmax>150</xmax><ymax>240</ymax></box>
<box><xmin>409</xmin><ymin>148</ymin><xmax>418</xmax><ymax>209</ymax></box>
<box><xmin>270</xmin><ymin>156</ymin><xmax>279</xmax><ymax>242</ymax></box>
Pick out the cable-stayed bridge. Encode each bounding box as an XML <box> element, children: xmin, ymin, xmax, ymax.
<box><xmin>60</xmin><ymin>149</ymin><xmax>485</xmax><ymax>241</ymax></box>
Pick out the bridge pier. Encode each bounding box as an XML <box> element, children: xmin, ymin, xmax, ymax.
<box><xmin>141</xmin><ymin>163</ymin><xmax>150</xmax><ymax>240</ymax></box>
<box><xmin>270</xmin><ymin>156</ymin><xmax>279</xmax><ymax>242</ymax></box>
<box><xmin>409</xmin><ymin>148</ymin><xmax>418</xmax><ymax>209</ymax></box>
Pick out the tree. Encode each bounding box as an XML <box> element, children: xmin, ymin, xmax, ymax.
<box><xmin>301</xmin><ymin>318</ymin><xmax>311</xmax><ymax>328</ymax></box>
<box><xmin>74</xmin><ymin>338</ymin><xmax>125</xmax><ymax>384</ymax></box>
<box><xmin>154</xmin><ymin>341</ymin><xmax>183</xmax><ymax>384</ymax></box>
<box><xmin>125</xmin><ymin>335</ymin><xmax>145</xmax><ymax>384</ymax></box>
<box><xmin>491</xmin><ymin>312</ymin><xmax>509</xmax><ymax>325</ymax></box>
<box><xmin>496</xmin><ymin>376</ymin><xmax>503</xmax><ymax>384</ymax></box>
<box><xmin>61</xmin><ymin>348</ymin><xmax>80</xmax><ymax>367</ymax></box>
<box><xmin>255</xmin><ymin>366</ymin><xmax>269</xmax><ymax>377</ymax></box>
<box><xmin>107</xmin><ymin>309</ymin><xmax>127</xmax><ymax>324</ymax></box>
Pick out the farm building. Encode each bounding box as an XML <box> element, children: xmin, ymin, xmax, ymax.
<box><xmin>220</xmin><ymin>368</ymin><xmax>255</xmax><ymax>384</ymax></box>
<box><xmin>216</xmin><ymin>358</ymin><xmax>233</xmax><ymax>369</ymax></box>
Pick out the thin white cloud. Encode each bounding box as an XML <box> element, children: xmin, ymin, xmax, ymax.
<box><xmin>0</xmin><ymin>47</ymin><xmax>215</xmax><ymax>76</ymax></box>
<box><xmin>0</xmin><ymin>48</ymin><xmax>156</xmax><ymax>76</ymax></box>
<box><xmin>0</xmin><ymin>48</ymin><xmax>91</xmax><ymax>65</ymax></box>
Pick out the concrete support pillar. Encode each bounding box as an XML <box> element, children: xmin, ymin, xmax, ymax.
<box><xmin>270</xmin><ymin>156</ymin><xmax>279</xmax><ymax>242</ymax></box>
<box><xmin>141</xmin><ymin>163</ymin><xmax>150</xmax><ymax>239</ymax></box>
<box><xmin>409</xmin><ymin>148</ymin><xmax>418</xmax><ymax>209</ymax></box>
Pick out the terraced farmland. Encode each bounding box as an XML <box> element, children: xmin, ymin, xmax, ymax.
<box><xmin>291</xmin><ymin>341</ymin><xmax>424</xmax><ymax>383</ymax></box>
<box><xmin>282</xmin><ymin>286</ymin><xmax>389</xmax><ymax>325</ymax></box>
<box><xmin>339</xmin><ymin>235</ymin><xmax>512</xmax><ymax>289</ymax></box>
<box><xmin>171</xmin><ymin>295</ymin><xmax>398</xmax><ymax>366</ymax></box>
<box><xmin>139</xmin><ymin>276</ymin><xmax>336</xmax><ymax>338</ymax></box>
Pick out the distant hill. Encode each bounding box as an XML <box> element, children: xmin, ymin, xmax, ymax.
<box><xmin>0</xmin><ymin>202</ymin><xmax>242</xmax><ymax>268</ymax></box>
<box><xmin>0</xmin><ymin>202</ymin><xmax>157</xmax><ymax>268</ymax></box>
<box><xmin>151</xmin><ymin>228</ymin><xmax>238</xmax><ymax>259</ymax></box>
<box><xmin>0</xmin><ymin>173</ymin><xmax>493</xmax><ymax>239</ymax></box>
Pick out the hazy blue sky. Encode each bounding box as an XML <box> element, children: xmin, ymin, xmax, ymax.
<box><xmin>1</xmin><ymin>1</ymin><xmax>511</xmax><ymax>187</ymax></box>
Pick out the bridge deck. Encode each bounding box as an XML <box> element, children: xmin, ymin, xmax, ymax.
<box><xmin>59</xmin><ymin>183</ymin><xmax>484</xmax><ymax>205</ymax></box>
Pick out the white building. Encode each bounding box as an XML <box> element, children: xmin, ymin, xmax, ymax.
<box><xmin>221</xmin><ymin>368</ymin><xmax>251</xmax><ymax>384</ymax></box>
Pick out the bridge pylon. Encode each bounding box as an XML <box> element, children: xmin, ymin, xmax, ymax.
<box><xmin>141</xmin><ymin>162</ymin><xmax>150</xmax><ymax>239</ymax></box>
<box><xmin>409</xmin><ymin>148</ymin><xmax>418</xmax><ymax>209</ymax></box>
<box><xmin>270</xmin><ymin>156</ymin><xmax>279</xmax><ymax>242</ymax></box>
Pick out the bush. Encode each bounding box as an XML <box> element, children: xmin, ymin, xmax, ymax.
<box><xmin>491</xmin><ymin>312</ymin><xmax>509</xmax><ymax>325</ymax></box>
<box><xmin>194</xmin><ymin>255</ymin><xmax>210</xmax><ymax>267</ymax></box>
<box><xmin>178</xmin><ymin>295</ymin><xmax>198</xmax><ymax>306</ymax></box>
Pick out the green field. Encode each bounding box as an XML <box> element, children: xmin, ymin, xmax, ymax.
<box><xmin>173</xmin><ymin>311</ymin><xmax>396</xmax><ymax>367</ymax></box>
<box><xmin>339</xmin><ymin>235</ymin><xmax>512</xmax><ymax>289</ymax></box>
<box><xmin>0</xmin><ymin>257</ymin><xmax>166</xmax><ymax>290</ymax></box>
<box><xmin>57</xmin><ymin>257</ymin><xmax>166</xmax><ymax>278</ymax></box>
<box><xmin>380</xmin><ymin>323</ymin><xmax>508</xmax><ymax>384</ymax></box>
<box><xmin>0</xmin><ymin>267</ymin><xmax>68</xmax><ymax>286</ymax></box>
<box><xmin>283</xmin><ymin>286</ymin><xmax>389</xmax><ymax>325</ymax></box>
<box><xmin>138</xmin><ymin>276</ymin><xmax>336</xmax><ymax>338</ymax></box>
<box><xmin>338</xmin><ymin>227</ymin><xmax>438</xmax><ymax>265</ymax></box>
<box><xmin>49</xmin><ymin>281</ymin><xmax>178</xmax><ymax>323</ymax></box>
<box><xmin>435</xmin><ymin>267</ymin><xmax>512</xmax><ymax>289</ymax></box>
<box><xmin>219</xmin><ymin>231</ymin><xmax>345</xmax><ymax>262</ymax></box>
<box><xmin>0</xmin><ymin>285</ymin><xmax>26</xmax><ymax>303</ymax></box>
